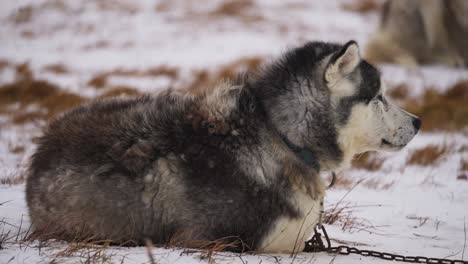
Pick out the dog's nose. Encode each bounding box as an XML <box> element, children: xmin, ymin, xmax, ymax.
<box><xmin>412</xmin><ymin>117</ymin><xmax>421</xmax><ymax>131</ymax></box>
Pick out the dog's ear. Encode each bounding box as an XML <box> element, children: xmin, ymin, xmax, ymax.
<box><xmin>325</xmin><ymin>41</ymin><xmax>360</xmax><ymax>84</ymax></box>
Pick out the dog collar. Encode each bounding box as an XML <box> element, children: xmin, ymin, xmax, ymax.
<box><xmin>280</xmin><ymin>135</ymin><xmax>320</xmax><ymax>171</ymax></box>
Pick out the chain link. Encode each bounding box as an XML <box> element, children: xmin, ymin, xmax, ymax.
<box><xmin>304</xmin><ymin>225</ymin><xmax>468</xmax><ymax>264</ymax></box>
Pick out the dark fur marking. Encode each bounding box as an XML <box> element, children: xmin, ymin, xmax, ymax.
<box><xmin>336</xmin><ymin>61</ymin><xmax>381</xmax><ymax>125</ymax></box>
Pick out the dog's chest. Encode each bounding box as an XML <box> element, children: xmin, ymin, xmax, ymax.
<box><xmin>258</xmin><ymin>190</ymin><xmax>322</xmax><ymax>253</ymax></box>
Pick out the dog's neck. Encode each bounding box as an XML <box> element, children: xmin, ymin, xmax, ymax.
<box><xmin>279</xmin><ymin>134</ymin><xmax>320</xmax><ymax>171</ymax></box>
<box><xmin>249</xmin><ymin>89</ymin><xmax>344</xmax><ymax>172</ymax></box>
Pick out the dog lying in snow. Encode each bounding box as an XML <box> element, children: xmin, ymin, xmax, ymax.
<box><xmin>26</xmin><ymin>40</ymin><xmax>420</xmax><ymax>253</ymax></box>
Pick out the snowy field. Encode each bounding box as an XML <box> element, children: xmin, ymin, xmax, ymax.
<box><xmin>1</xmin><ymin>0</ymin><xmax>467</xmax><ymax>263</ymax></box>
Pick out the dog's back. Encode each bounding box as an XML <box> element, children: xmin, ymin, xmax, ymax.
<box><xmin>25</xmin><ymin>86</ymin><xmax>301</xmax><ymax>250</ymax></box>
<box><xmin>26</xmin><ymin>94</ymin><xmax>192</xmax><ymax>243</ymax></box>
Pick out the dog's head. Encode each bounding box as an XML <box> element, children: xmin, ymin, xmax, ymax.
<box><xmin>323</xmin><ymin>41</ymin><xmax>420</xmax><ymax>157</ymax></box>
<box><xmin>256</xmin><ymin>40</ymin><xmax>420</xmax><ymax>170</ymax></box>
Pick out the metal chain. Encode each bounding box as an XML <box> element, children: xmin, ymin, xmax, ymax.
<box><xmin>304</xmin><ymin>225</ymin><xmax>468</xmax><ymax>264</ymax></box>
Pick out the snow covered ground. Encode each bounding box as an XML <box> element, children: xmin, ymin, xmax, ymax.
<box><xmin>1</xmin><ymin>0</ymin><xmax>467</xmax><ymax>263</ymax></box>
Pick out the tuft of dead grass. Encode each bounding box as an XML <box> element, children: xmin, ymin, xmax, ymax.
<box><xmin>21</xmin><ymin>30</ymin><xmax>36</xmax><ymax>39</ymax></box>
<box><xmin>8</xmin><ymin>143</ymin><xmax>25</xmax><ymax>154</ymax></box>
<box><xmin>212</xmin><ymin>0</ymin><xmax>254</xmax><ymax>17</ymax></box>
<box><xmin>324</xmin><ymin>201</ymin><xmax>380</xmax><ymax>233</ymax></box>
<box><xmin>329</xmin><ymin>173</ymin><xmax>393</xmax><ymax>190</ymax></box>
<box><xmin>218</xmin><ymin>57</ymin><xmax>263</xmax><ymax>79</ymax></box>
<box><xmin>341</xmin><ymin>0</ymin><xmax>382</xmax><ymax>13</ymax></box>
<box><xmin>154</xmin><ymin>1</ymin><xmax>171</xmax><ymax>12</ymax></box>
<box><xmin>99</xmin><ymin>86</ymin><xmax>141</xmax><ymax>98</ymax></box>
<box><xmin>323</xmin><ymin>180</ymin><xmax>386</xmax><ymax>233</ymax></box>
<box><xmin>51</xmin><ymin>240</ymin><xmax>116</xmax><ymax>263</ymax></box>
<box><xmin>81</xmin><ymin>40</ymin><xmax>111</xmax><ymax>51</ymax></box>
<box><xmin>0</xmin><ymin>64</ymin><xmax>86</xmax><ymax>124</ymax></box>
<box><xmin>407</xmin><ymin>145</ymin><xmax>447</xmax><ymax>166</ymax></box>
<box><xmin>0</xmin><ymin>177</ymin><xmax>24</xmax><ymax>185</ymax></box>
<box><xmin>460</xmin><ymin>145</ymin><xmax>468</xmax><ymax>153</ymax></box>
<box><xmin>352</xmin><ymin>151</ymin><xmax>385</xmax><ymax>171</ymax></box>
<box><xmin>19</xmin><ymin>219</ymin><xmax>135</xmax><ymax>263</ymax></box>
<box><xmin>9</xmin><ymin>5</ymin><xmax>34</xmax><ymax>24</ymax></box>
<box><xmin>457</xmin><ymin>173</ymin><xmax>467</xmax><ymax>181</ymax></box>
<box><xmin>183</xmin><ymin>56</ymin><xmax>264</xmax><ymax>95</ymax></box>
<box><xmin>388</xmin><ymin>83</ymin><xmax>409</xmax><ymax>101</ymax></box>
<box><xmin>88</xmin><ymin>74</ymin><xmax>107</xmax><ymax>88</ymax></box>
<box><xmin>0</xmin><ymin>171</ymin><xmax>27</xmax><ymax>185</ymax></box>
<box><xmin>43</xmin><ymin>64</ymin><xmax>69</xmax><ymax>74</ymax></box>
<box><xmin>362</xmin><ymin>178</ymin><xmax>394</xmax><ymax>190</ymax></box>
<box><xmin>403</xmin><ymin>80</ymin><xmax>468</xmax><ymax>131</ymax></box>
<box><xmin>327</xmin><ymin>173</ymin><xmax>355</xmax><ymax>189</ymax></box>
<box><xmin>207</xmin><ymin>0</ymin><xmax>263</xmax><ymax>24</ymax></box>
<box><xmin>0</xmin><ymin>59</ymin><xmax>10</xmax><ymax>71</ymax></box>
<box><xmin>15</xmin><ymin>62</ymin><xmax>33</xmax><ymax>79</ymax></box>
<box><xmin>461</xmin><ymin>159</ymin><xmax>468</xmax><ymax>171</ymax></box>
<box><xmin>95</xmin><ymin>0</ymin><xmax>138</xmax><ymax>14</ymax></box>
<box><xmin>172</xmin><ymin>234</ymin><xmax>249</xmax><ymax>263</ymax></box>
<box><xmin>324</xmin><ymin>202</ymin><xmax>352</xmax><ymax>227</ymax></box>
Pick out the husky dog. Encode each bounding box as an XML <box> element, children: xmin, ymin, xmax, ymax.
<box><xmin>26</xmin><ymin>40</ymin><xmax>420</xmax><ymax>253</ymax></box>
<box><xmin>365</xmin><ymin>0</ymin><xmax>468</xmax><ymax>67</ymax></box>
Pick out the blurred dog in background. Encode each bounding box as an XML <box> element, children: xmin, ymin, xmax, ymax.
<box><xmin>365</xmin><ymin>0</ymin><xmax>468</xmax><ymax>67</ymax></box>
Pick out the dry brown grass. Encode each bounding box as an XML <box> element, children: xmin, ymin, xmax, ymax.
<box><xmin>15</xmin><ymin>62</ymin><xmax>33</xmax><ymax>79</ymax></box>
<box><xmin>403</xmin><ymin>80</ymin><xmax>468</xmax><ymax>131</ymax></box>
<box><xmin>95</xmin><ymin>0</ymin><xmax>138</xmax><ymax>14</ymax></box>
<box><xmin>0</xmin><ymin>64</ymin><xmax>86</xmax><ymax>124</ymax></box>
<box><xmin>154</xmin><ymin>1</ymin><xmax>170</xmax><ymax>12</ymax></box>
<box><xmin>155</xmin><ymin>0</ymin><xmax>262</xmax><ymax>24</ymax></box>
<box><xmin>218</xmin><ymin>57</ymin><xmax>263</xmax><ymax>79</ymax></box>
<box><xmin>460</xmin><ymin>145</ymin><xmax>468</xmax><ymax>153</ymax></box>
<box><xmin>458</xmin><ymin>159</ymin><xmax>468</xmax><ymax>181</ymax></box>
<box><xmin>170</xmin><ymin>234</ymin><xmax>248</xmax><ymax>263</ymax></box>
<box><xmin>324</xmin><ymin>202</ymin><xmax>351</xmax><ymax>226</ymax></box>
<box><xmin>341</xmin><ymin>0</ymin><xmax>382</xmax><ymax>13</ymax></box>
<box><xmin>0</xmin><ymin>217</ymin><xmax>120</xmax><ymax>263</ymax></box>
<box><xmin>323</xmin><ymin>180</ymin><xmax>385</xmax><ymax>233</ymax></box>
<box><xmin>0</xmin><ymin>173</ymin><xmax>26</xmax><ymax>185</ymax></box>
<box><xmin>43</xmin><ymin>63</ymin><xmax>69</xmax><ymax>74</ymax></box>
<box><xmin>324</xmin><ymin>201</ymin><xmax>379</xmax><ymax>233</ymax></box>
<box><xmin>183</xmin><ymin>56</ymin><xmax>264</xmax><ymax>95</ymax></box>
<box><xmin>88</xmin><ymin>74</ymin><xmax>107</xmax><ymax>88</ymax></box>
<box><xmin>163</xmin><ymin>0</ymin><xmax>265</xmax><ymax>26</ymax></box>
<box><xmin>351</xmin><ymin>151</ymin><xmax>385</xmax><ymax>171</ymax></box>
<box><xmin>388</xmin><ymin>83</ymin><xmax>410</xmax><ymax>101</ymax></box>
<box><xmin>461</xmin><ymin>159</ymin><xmax>468</xmax><ymax>171</ymax></box>
<box><xmin>8</xmin><ymin>141</ymin><xmax>26</xmax><ymax>154</ymax></box>
<box><xmin>9</xmin><ymin>5</ymin><xmax>34</xmax><ymax>24</ymax></box>
<box><xmin>100</xmin><ymin>86</ymin><xmax>141</xmax><ymax>98</ymax></box>
<box><xmin>362</xmin><ymin>178</ymin><xmax>394</xmax><ymax>190</ymax></box>
<box><xmin>211</xmin><ymin>0</ymin><xmax>254</xmax><ymax>17</ymax></box>
<box><xmin>0</xmin><ymin>59</ymin><xmax>10</xmax><ymax>71</ymax></box>
<box><xmin>327</xmin><ymin>173</ymin><xmax>355</xmax><ymax>188</ymax></box>
<box><xmin>20</xmin><ymin>30</ymin><xmax>36</xmax><ymax>39</ymax></box>
<box><xmin>407</xmin><ymin>145</ymin><xmax>447</xmax><ymax>166</ymax></box>
<box><xmin>21</xmin><ymin>218</ymin><xmax>136</xmax><ymax>263</ymax></box>
<box><xmin>51</xmin><ymin>240</ymin><xmax>116</xmax><ymax>263</ymax></box>
<box><xmin>81</xmin><ymin>40</ymin><xmax>111</xmax><ymax>51</ymax></box>
<box><xmin>329</xmin><ymin>173</ymin><xmax>392</xmax><ymax>190</ymax></box>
